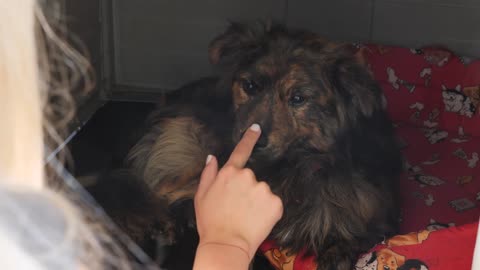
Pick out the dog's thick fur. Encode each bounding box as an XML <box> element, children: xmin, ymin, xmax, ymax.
<box><xmin>109</xmin><ymin>22</ymin><xmax>403</xmax><ymax>270</ymax></box>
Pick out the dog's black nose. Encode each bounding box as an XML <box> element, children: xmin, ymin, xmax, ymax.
<box><xmin>383</xmin><ymin>266</ymin><xmax>390</xmax><ymax>270</ymax></box>
<box><xmin>256</xmin><ymin>133</ymin><xmax>268</xmax><ymax>148</ymax></box>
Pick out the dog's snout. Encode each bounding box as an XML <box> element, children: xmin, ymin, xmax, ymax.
<box><xmin>383</xmin><ymin>266</ymin><xmax>390</xmax><ymax>270</ymax></box>
<box><xmin>256</xmin><ymin>133</ymin><xmax>269</xmax><ymax>148</ymax></box>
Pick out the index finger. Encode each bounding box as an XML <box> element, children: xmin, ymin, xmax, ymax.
<box><xmin>225</xmin><ymin>123</ymin><xmax>262</xmax><ymax>168</ymax></box>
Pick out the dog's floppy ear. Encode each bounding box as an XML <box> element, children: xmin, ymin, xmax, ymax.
<box><xmin>208</xmin><ymin>21</ymin><xmax>274</xmax><ymax>66</ymax></box>
<box><xmin>330</xmin><ymin>46</ymin><xmax>383</xmax><ymax>119</ymax></box>
<box><xmin>297</xmin><ymin>36</ymin><xmax>378</xmax><ymax>118</ymax></box>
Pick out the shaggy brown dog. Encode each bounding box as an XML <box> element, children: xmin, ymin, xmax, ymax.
<box><xmin>100</xmin><ymin>22</ymin><xmax>403</xmax><ymax>270</ymax></box>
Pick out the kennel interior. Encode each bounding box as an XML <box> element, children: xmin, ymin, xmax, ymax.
<box><xmin>58</xmin><ymin>0</ymin><xmax>480</xmax><ymax>269</ymax></box>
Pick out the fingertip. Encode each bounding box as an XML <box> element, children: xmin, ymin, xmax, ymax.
<box><xmin>197</xmin><ymin>155</ymin><xmax>219</xmax><ymax>199</ymax></box>
<box><xmin>203</xmin><ymin>154</ymin><xmax>218</xmax><ymax>171</ymax></box>
<box><xmin>206</xmin><ymin>154</ymin><xmax>213</xmax><ymax>165</ymax></box>
<box><xmin>247</xmin><ymin>124</ymin><xmax>262</xmax><ymax>141</ymax></box>
<box><xmin>225</xmin><ymin>125</ymin><xmax>261</xmax><ymax>168</ymax></box>
<box><xmin>249</xmin><ymin>123</ymin><xmax>261</xmax><ymax>133</ymax></box>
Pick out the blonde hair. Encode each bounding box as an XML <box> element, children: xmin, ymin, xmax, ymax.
<box><xmin>0</xmin><ymin>0</ymin><xmax>43</xmax><ymax>189</ymax></box>
<box><xmin>0</xmin><ymin>1</ymin><xmax>151</xmax><ymax>269</ymax></box>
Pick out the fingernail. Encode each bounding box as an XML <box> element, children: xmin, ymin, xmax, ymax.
<box><xmin>250</xmin><ymin>123</ymin><xmax>261</xmax><ymax>132</ymax></box>
<box><xmin>205</xmin><ymin>155</ymin><xmax>213</xmax><ymax>165</ymax></box>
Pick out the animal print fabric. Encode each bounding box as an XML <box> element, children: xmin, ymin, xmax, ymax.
<box><xmin>359</xmin><ymin>44</ymin><xmax>480</xmax><ymax>137</ymax></box>
<box><xmin>358</xmin><ymin>44</ymin><xmax>480</xmax><ymax>232</ymax></box>
<box><xmin>260</xmin><ymin>44</ymin><xmax>480</xmax><ymax>270</ymax></box>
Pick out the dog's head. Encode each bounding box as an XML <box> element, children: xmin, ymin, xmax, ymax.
<box><xmin>208</xmin><ymin>23</ymin><xmax>401</xmax><ymax>256</ymax></box>
<box><xmin>376</xmin><ymin>249</ymin><xmax>406</xmax><ymax>270</ymax></box>
<box><xmin>209</xmin><ymin>22</ymin><xmax>384</xmax><ymax>163</ymax></box>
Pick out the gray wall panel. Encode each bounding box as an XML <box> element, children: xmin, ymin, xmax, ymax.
<box><xmin>375</xmin><ymin>0</ymin><xmax>480</xmax><ymax>8</ymax></box>
<box><xmin>287</xmin><ymin>0</ymin><xmax>374</xmax><ymax>42</ymax></box>
<box><xmin>112</xmin><ymin>0</ymin><xmax>286</xmax><ymax>90</ymax></box>
<box><xmin>372</xmin><ymin>0</ymin><xmax>480</xmax><ymax>56</ymax></box>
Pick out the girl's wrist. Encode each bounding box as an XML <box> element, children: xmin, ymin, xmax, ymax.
<box><xmin>193</xmin><ymin>242</ymin><xmax>252</xmax><ymax>270</ymax></box>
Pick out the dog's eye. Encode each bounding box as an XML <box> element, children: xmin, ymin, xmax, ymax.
<box><xmin>241</xmin><ymin>79</ymin><xmax>259</xmax><ymax>95</ymax></box>
<box><xmin>289</xmin><ymin>94</ymin><xmax>306</xmax><ymax>107</ymax></box>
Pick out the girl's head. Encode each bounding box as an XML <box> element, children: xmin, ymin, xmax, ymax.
<box><xmin>0</xmin><ymin>1</ymin><xmax>139</xmax><ymax>269</ymax></box>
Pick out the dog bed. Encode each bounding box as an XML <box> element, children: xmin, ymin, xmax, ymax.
<box><xmin>258</xmin><ymin>44</ymin><xmax>480</xmax><ymax>270</ymax></box>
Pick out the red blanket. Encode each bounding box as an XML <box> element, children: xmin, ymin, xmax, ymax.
<box><xmin>359</xmin><ymin>44</ymin><xmax>480</xmax><ymax>233</ymax></box>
